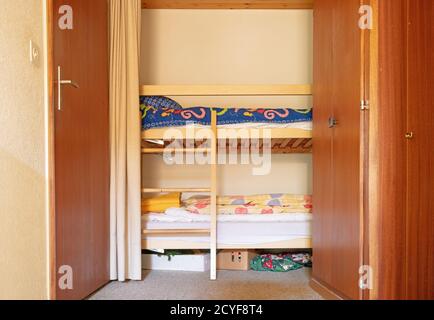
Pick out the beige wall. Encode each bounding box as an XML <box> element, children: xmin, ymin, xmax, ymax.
<box><xmin>140</xmin><ymin>10</ymin><xmax>313</xmax><ymax>195</ymax></box>
<box><xmin>143</xmin><ymin>154</ymin><xmax>312</xmax><ymax>196</ymax></box>
<box><xmin>0</xmin><ymin>0</ymin><xmax>48</xmax><ymax>299</ymax></box>
<box><xmin>141</xmin><ymin>9</ymin><xmax>313</xmax><ymax>108</ymax></box>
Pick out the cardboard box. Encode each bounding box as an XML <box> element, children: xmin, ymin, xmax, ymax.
<box><xmin>142</xmin><ymin>254</ymin><xmax>210</xmax><ymax>272</ymax></box>
<box><xmin>217</xmin><ymin>250</ymin><xmax>257</xmax><ymax>271</ymax></box>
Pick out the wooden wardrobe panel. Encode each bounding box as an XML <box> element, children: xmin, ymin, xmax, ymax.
<box><xmin>376</xmin><ymin>0</ymin><xmax>408</xmax><ymax>300</ymax></box>
<box><xmin>406</xmin><ymin>0</ymin><xmax>434</xmax><ymax>300</ymax></box>
<box><xmin>329</xmin><ymin>0</ymin><xmax>362</xmax><ymax>300</ymax></box>
<box><xmin>313</xmin><ymin>0</ymin><xmax>362</xmax><ymax>300</ymax></box>
<box><xmin>376</xmin><ymin>0</ymin><xmax>434</xmax><ymax>300</ymax></box>
<box><xmin>312</xmin><ymin>0</ymin><xmax>334</xmax><ymax>287</ymax></box>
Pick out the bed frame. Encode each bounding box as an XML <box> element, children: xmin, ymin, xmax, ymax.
<box><xmin>142</xmin><ymin>238</ymin><xmax>312</xmax><ymax>250</ymax></box>
<box><xmin>141</xmin><ymin>0</ymin><xmax>314</xmax><ymax>10</ymax></box>
<box><xmin>140</xmin><ymin>84</ymin><xmax>312</xmax><ymax>280</ymax></box>
<box><xmin>141</xmin><ymin>85</ymin><xmax>313</xmax><ymax>154</ymax></box>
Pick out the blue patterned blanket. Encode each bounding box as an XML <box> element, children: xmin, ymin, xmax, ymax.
<box><xmin>140</xmin><ymin>98</ymin><xmax>312</xmax><ymax>130</ymax></box>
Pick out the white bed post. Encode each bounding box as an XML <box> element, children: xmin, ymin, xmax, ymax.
<box><xmin>210</xmin><ymin>110</ymin><xmax>218</xmax><ymax>280</ymax></box>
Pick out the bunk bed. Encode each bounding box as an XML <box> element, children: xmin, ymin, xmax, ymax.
<box><xmin>141</xmin><ymin>85</ymin><xmax>313</xmax><ymax>154</ymax></box>
<box><xmin>140</xmin><ymin>84</ymin><xmax>313</xmax><ymax>280</ymax></box>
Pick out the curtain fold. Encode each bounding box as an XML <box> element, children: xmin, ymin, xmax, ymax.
<box><xmin>109</xmin><ymin>0</ymin><xmax>142</xmax><ymax>281</ymax></box>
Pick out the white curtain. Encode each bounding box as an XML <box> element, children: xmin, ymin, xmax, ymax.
<box><xmin>109</xmin><ymin>0</ymin><xmax>142</xmax><ymax>281</ymax></box>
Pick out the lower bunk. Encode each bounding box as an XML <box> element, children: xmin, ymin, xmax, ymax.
<box><xmin>142</xmin><ymin>210</ymin><xmax>312</xmax><ymax>250</ymax></box>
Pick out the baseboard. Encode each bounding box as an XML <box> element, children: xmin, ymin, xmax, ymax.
<box><xmin>310</xmin><ymin>278</ymin><xmax>345</xmax><ymax>300</ymax></box>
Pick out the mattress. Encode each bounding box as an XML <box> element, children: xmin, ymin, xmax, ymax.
<box><xmin>169</xmin><ymin>121</ymin><xmax>313</xmax><ymax>131</ymax></box>
<box><xmin>142</xmin><ymin>210</ymin><xmax>312</xmax><ymax>246</ymax></box>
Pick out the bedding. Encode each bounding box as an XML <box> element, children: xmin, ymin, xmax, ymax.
<box><xmin>185</xmin><ymin>203</ymin><xmax>311</xmax><ymax>215</ymax></box>
<box><xmin>143</xmin><ymin>208</ymin><xmax>313</xmax><ymax>223</ymax></box>
<box><xmin>141</xmin><ymin>193</ymin><xmax>181</xmax><ymax>213</ymax></box>
<box><xmin>142</xmin><ymin>213</ymin><xmax>312</xmax><ymax>246</ymax></box>
<box><xmin>140</xmin><ymin>104</ymin><xmax>313</xmax><ymax>130</ymax></box>
<box><xmin>184</xmin><ymin>194</ymin><xmax>312</xmax><ymax>207</ymax></box>
<box><xmin>193</xmin><ymin>121</ymin><xmax>313</xmax><ymax>130</ymax></box>
<box><xmin>183</xmin><ymin>194</ymin><xmax>312</xmax><ymax>215</ymax></box>
<box><xmin>140</xmin><ymin>96</ymin><xmax>183</xmax><ymax>110</ymax></box>
<box><xmin>141</xmin><ymin>193</ymin><xmax>313</xmax><ymax>215</ymax></box>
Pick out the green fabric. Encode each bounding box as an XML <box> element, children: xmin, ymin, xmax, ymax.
<box><xmin>250</xmin><ymin>254</ymin><xmax>303</xmax><ymax>272</ymax></box>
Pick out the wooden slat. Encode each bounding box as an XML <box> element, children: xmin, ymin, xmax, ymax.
<box><xmin>142</xmin><ymin>143</ymin><xmax>313</xmax><ymax>154</ymax></box>
<box><xmin>271</xmin><ymin>140</ymin><xmax>280</xmax><ymax>149</ymax></box>
<box><xmin>271</xmin><ymin>139</ymin><xmax>312</xmax><ymax>154</ymax></box>
<box><xmin>291</xmin><ymin>138</ymin><xmax>305</xmax><ymax>149</ymax></box>
<box><xmin>143</xmin><ymin>229</ymin><xmax>210</xmax><ymax>235</ymax></box>
<box><xmin>140</xmin><ymin>84</ymin><xmax>312</xmax><ymax>96</ymax></box>
<box><xmin>303</xmin><ymin>139</ymin><xmax>313</xmax><ymax>149</ymax></box>
<box><xmin>280</xmin><ymin>138</ymin><xmax>292</xmax><ymax>149</ymax></box>
<box><xmin>142</xmin><ymin>188</ymin><xmax>211</xmax><ymax>193</ymax></box>
<box><xmin>141</xmin><ymin>0</ymin><xmax>314</xmax><ymax>10</ymax></box>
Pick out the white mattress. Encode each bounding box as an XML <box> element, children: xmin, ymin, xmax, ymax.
<box><xmin>164</xmin><ymin>121</ymin><xmax>312</xmax><ymax>131</ymax></box>
<box><xmin>142</xmin><ymin>209</ymin><xmax>312</xmax><ymax>245</ymax></box>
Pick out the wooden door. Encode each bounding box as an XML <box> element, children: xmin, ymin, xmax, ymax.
<box><xmin>375</xmin><ymin>0</ymin><xmax>409</xmax><ymax>300</ymax></box>
<box><xmin>53</xmin><ymin>0</ymin><xmax>110</xmax><ymax>300</ymax></box>
<box><xmin>375</xmin><ymin>0</ymin><xmax>433</xmax><ymax>300</ymax></box>
<box><xmin>312</xmin><ymin>0</ymin><xmax>335</xmax><ymax>293</ymax></box>
<box><xmin>406</xmin><ymin>0</ymin><xmax>434</xmax><ymax>300</ymax></box>
<box><xmin>313</xmin><ymin>0</ymin><xmax>363</xmax><ymax>300</ymax></box>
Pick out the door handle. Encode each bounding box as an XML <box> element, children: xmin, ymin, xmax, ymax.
<box><xmin>328</xmin><ymin>117</ymin><xmax>338</xmax><ymax>128</ymax></box>
<box><xmin>405</xmin><ymin>132</ymin><xmax>414</xmax><ymax>140</ymax></box>
<box><xmin>57</xmin><ymin>66</ymin><xmax>79</xmax><ymax>111</ymax></box>
<box><xmin>60</xmin><ymin>79</ymin><xmax>79</xmax><ymax>88</ymax></box>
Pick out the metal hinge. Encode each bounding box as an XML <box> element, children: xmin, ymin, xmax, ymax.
<box><xmin>361</xmin><ymin>100</ymin><xmax>370</xmax><ymax>111</ymax></box>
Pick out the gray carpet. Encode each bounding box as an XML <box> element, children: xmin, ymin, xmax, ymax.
<box><xmin>90</xmin><ymin>269</ymin><xmax>323</xmax><ymax>300</ymax></box>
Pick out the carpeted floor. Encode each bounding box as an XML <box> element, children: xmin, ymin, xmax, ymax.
<box><xmin>89</xmin><ymin>269</ymin><xmax>323</xmax><ymax>300</ymax></box>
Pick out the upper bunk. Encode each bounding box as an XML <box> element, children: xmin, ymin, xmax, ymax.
<box><xmin>140</xmin><ymin>84</ymin><xmax>313</xmax><ymax>154</ymax></box>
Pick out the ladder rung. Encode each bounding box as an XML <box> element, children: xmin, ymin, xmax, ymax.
<box><xmin>142</xmin><ymin>148</ymin><xmax>211</xmax><ymax>154</ymax></box>
<box><xmin>142</xmin><ymin>188</ymin><xmax>211</xmax><ymax>193</ymax></box>
<box><xmin>143</xmin><ymin>229</ymin><xmax>210</xmax><ymax>235</ymax></box>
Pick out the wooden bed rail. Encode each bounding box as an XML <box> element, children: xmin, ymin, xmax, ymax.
<box><xmin>210</xmin><ymin>110</ymin><xmax>218</xmax><ymax>280</ymax></box>
<box><xmin>141</xmin><ymin>1</ymin><xmax>314</xmax><ymax>10</ymax></box>
<box><xmin>140</xmin><ymin>85</ymin><xmax>312</xmax><ymax>97</ymax></box>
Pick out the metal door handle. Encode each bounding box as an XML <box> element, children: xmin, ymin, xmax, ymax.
<box><xmin>57</xmin><ymin>66</ymin><xmax>79</xmax><ymax>111</ymax></box>
<box><xmin>328</xmin><ymin>117</ymin><xmax>338</xmax><ymax>128</ymax></box>
<box><xmin>59</xmin><ymin>79</ymin><xmax>79</xmax><ymax>88</ymax></box>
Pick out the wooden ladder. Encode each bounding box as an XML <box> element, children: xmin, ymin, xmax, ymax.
<box><xmin>142</xmin><ymin>110</ymin><xmax>218</xmax><ymax>280</ymax></box>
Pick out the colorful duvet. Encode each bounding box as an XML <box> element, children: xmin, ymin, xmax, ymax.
<box><xmin>140</xmin><ymin>100</ymin><xmax>312</xmax><ymax>130</ymax></box>
<box><xmin>183</xmin><ymin>194</ymin><xmax>312</xmax><ymax>215</ymax></box>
